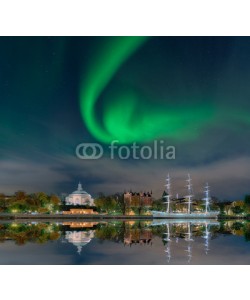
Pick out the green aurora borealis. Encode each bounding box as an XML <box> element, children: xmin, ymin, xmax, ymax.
<box><xmin>80</xmin><ymin>36</ymin><xmax>215</xmax><ymax>144</ymax></box>
<box><xmin>1</xmin><ymin>36</ymin><xmax>250</xmax><ymax>198</ymax></box>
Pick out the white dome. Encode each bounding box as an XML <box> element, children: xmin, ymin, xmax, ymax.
<box><xmin>65</xmin><ymin>182</ymin><xmax>95</xmax><ymax>206</ymax></box>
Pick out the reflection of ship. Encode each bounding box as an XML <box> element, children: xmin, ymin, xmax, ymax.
<box><xmin>184</xmin><ymin>222</ymin><xmax>194</xmax><ymax>263</ymax></box>
<box><xmin>202</xmin><ymin>222</ymin><xmax>211</xmax><ymax>255</ymax></box>
<box><xmin>65</xmin><ymin>230</ymin><xmax>95</xmax><ymax>254</ymax></box>
<box><xmin>151</xmin><ymin>219</ymin><xmax>220</xmax><ymax>227</ymax></box>
<box><xmin>163</xmin><ymin>223</ymin><xmax>172</xmax><ymax>262</ymax></box>
<box><xmin>152</xmin><ymin>174</ymin><xmax>220</xmax><ymax>219</ymax></box>
<box><xmin>164</xmin><ymin>222</ymin><xmax>194</xmax><ymax>263</ymax></box>
<box><xmin>151</xmin><ymin>219</ymin><xmax>219</xmax><ymax>263</ymax></box>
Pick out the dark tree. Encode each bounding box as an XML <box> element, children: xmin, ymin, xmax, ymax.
<box><xmin>231</xmin><ymin>206</ymin><xmax>244</xmax><ymax>215</ymax></box>
<box><xmin>244</xmin><ymin>195</ymin><xmax>250</xmax><ymax>206</ymax></box>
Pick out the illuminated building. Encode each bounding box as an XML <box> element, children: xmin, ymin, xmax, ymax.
<box><xmin>62</xmin><ymin>208</ymin><xmax>98</xmax><ymax>215</ymax></box>
<box><xmin>65</xmin><ymin>182</ymin><xmax>95</xmax><ymax>206</ymax></box>
<box><xmin>123</xmin><ymin>191</ymin><xmax>153</xmax><ymax>207</ymax></box>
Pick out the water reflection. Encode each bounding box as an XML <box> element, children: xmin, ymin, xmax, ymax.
<box><xmin>61</xmin><ymin>222</ymin><xmax>99</xmax><ymax>254</ymax></box>
<box><xmin>124</xmin><ymin>228</ymin><xmax>152</xmax><ymax>246</ymax></box>
<box><xmin>150</xmin><ymin>220</ymin><xmax>219</xmax><ymax>263</ymax></box>
<box><xmin>203</xmin><ymin>222</ymin><xmax>210</xmax><ymax>255</ymax></box>
<box><xmin>0</xmin><ymin>222</ymin><xmax>61</xmax><ymax>245</ymax></box>
<box><xmin>164</xmin><ymin>223</ymin><xmax>172</xmax><ymax>262</ymax></box>
<box><xmin>65</xmin><ymin>231</ymin><xmax>95</xmax><ymax>254</ymax></box>
<box><xmin>0</xmin><ymin>219</ymin><xmax>250</xmax><ymax>264</ymax></box>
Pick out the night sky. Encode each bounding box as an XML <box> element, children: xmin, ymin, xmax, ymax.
<box><xmin>1</xmin><ymin>36</ymin><xmax>250</xmax><ymax>200</ymax></box>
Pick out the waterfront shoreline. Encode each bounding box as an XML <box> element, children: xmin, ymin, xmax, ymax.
<box><xmin>0</xmin><ymin>213</ymin><xmax>248</xmax><ymax>221</ymax></box>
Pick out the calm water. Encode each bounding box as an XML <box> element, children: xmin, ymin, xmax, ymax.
<box><xmin>0</xmin><ymin>219</ymin><xmax>250</xmax><ymax>264</ymax></box>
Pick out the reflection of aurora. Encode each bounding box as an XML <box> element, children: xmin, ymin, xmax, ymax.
<box><xmin>65</xmin><ymin>230</ymin><xmax>95</xmax><ymax>254</ymax></box>
<box><xmin>79</xmin><ymin>37</ymin><xmax>215</xmax><ymax>144</ymax></box>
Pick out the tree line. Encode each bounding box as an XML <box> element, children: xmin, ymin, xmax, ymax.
<box><xmin>0</xmin><ymin>191</ymin><xmax>61</xmax><ymax>213</ymax></box>
<box><xmin>1</xmin><ymin>190</ymin><xmax>250</xmax><ymax>217</ymax></box>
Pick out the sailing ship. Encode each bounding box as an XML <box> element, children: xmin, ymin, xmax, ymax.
<box><xmin>152</xmin><ymin>174</ymin><xmax>220</xmax><ymax>219</ymax></box>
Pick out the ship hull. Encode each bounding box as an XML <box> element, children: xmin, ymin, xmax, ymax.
<box><xmin>151</xmin><ymin>211</ymin><xmax>220</xmax><ymax>219</ymax></box>
<box><xmin>150</xmin><ymin>219</ymin><xmax>220</xmax><ymax>226</ymax></box>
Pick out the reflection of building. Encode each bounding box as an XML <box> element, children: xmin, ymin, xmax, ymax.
<box><xmin>65</xmin><ymin>183</ymin><xmax>95</xmax><ymax>206</ymax></box>
<box><xmin>124</xmin><ymin>228</ymin><xmax>152</xmax><ymax>246</ymax></box>
<box><xmin>63</xmin><ymin>222</ymin><xmax>98</xmax><ymax>228</ymax></box>
<box><xmin>65</xmin><ymin>230</ymin><xmax>95</xmax><ymax>254</ymax></box>
<box><xmin>124</xmin><ymin>191</ymin><xmax>152</xmax><ymax>207</ymax></box>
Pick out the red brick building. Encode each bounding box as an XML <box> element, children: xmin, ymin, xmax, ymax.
<box><xmin>123</xmin><ymin>191</ymin><xmax>153</xmax><ymax>208</ymax></box>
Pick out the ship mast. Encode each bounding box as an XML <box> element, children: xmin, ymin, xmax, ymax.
<box><xmin>163</xmin><ymin>174</ymin><xmax>171</xmax><ymax>213</ymax></box>
<box><xmin>185</xmin><ymin>174</ymin><xmax>193</xmax><ymax>214</ymax></box>
<box><xmin>203</xmin><ymin>183</ymin><xmax>211</xmax><ymax>214</ymax></box>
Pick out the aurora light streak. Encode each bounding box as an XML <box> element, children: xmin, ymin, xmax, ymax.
<box><xmin>80</xmin><ymin>37</ymin><xmax>215</xmax><ymax>144</ymax></box>
<box><xmin>1</xmin><ymin>36</ymin><xmax>250</xmax><ymax>199</ymax></box>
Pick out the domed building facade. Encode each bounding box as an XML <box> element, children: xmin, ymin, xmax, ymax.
<box><xmin>65</xmin><ymin>182</ymin><xmax>95</xmax><ymax>206</ymax></box>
